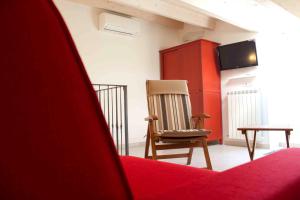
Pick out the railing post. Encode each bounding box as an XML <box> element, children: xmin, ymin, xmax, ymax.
<box><xmin>92</xmin><ymin>84</ymin><xmax>129</xmax><ymax>156</ymax></box>
<box><xmin>123</xmin><ymin>86</ymin><xmax>129</xmax><ymax>155</ymax></box>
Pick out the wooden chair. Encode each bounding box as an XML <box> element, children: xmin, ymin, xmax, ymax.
<box><xmin>144</xmin><ymin>80</ymin><xmax>212</xmax><ymax>169</ymax></box>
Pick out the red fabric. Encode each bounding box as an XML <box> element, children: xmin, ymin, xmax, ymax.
<box><xmin>196</xmin><ymin>148</ymin><xmax>300</xmax><ymax>200</ymax></box>
<box><xmin>0</xmin><ymin>0</ymin><xmax>132</xmax><ymax>199</ymax></box>
<box><xmin>121</xmin><ymin>156</ymin><xmax>218</xmax><ymax>199</ymax></box>
<box><xmin>123</xmin><ymin>149</ymin><xmax>300</xmax><ymax>200</ymax></box>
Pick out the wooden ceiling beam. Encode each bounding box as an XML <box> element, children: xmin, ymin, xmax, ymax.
<box><xmin>68</xmin><ymin>0</ymin><xmax>216</xmax><ymax>30</ymax></box>
<box><xmin>109</xmin><ymin>0</ymin><xmax>215</xmax><ymax>29</ymax></box>
<box><xmin>68</xmin><ymin>0</ymin><xmax>183</xmax><ymax>29</ymax></box>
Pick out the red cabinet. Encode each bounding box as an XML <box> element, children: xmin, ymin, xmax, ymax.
<box><xmin>160</xmin><ymin>39</ymin><xmax>222</xmax><ymax>143</ymax></box>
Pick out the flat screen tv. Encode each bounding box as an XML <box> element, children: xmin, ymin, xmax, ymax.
<box><xmin>217</xmin><ymin>40</ymin><xmax>258</xmax><ymax>70</ymax></box>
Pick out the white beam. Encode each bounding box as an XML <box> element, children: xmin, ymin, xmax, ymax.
<box><xmin>109</xmin><ymin>0</ymin><xmax>216</xmax><ymax>29</ymax></box>
<box><xmin>272</xmin><ymin>0</ymin><xmax>300</xmax><ymax>19</ymax></box>
<box><xmin>68</xmin><ymin>0</ymin><xmax>184</xmax><ymax>29</ymax></box>
<box><xmin>165</xmin><ymin>0</ymin><xmax>261</xmax><ymax>32</ymax></box>
<box><xmin>167</xmin><ymin>0</ymin><xmax>300</xmax><ymax>32</ymax></box>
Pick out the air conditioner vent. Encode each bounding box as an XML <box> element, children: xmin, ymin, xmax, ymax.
<box><xmin>99</xmin><ymin>12</ymin><xmax>140</xmax><ymax>36</ymax></box>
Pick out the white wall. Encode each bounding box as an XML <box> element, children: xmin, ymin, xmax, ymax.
<box><xmin>203</xmin><ymin>20</ymin><xmax>300</xmax><ymax>148</ymax></box>
<box><xmin>54</xmin><ymin>0</ymin><xmax>181</xmax><ymax>143</ymax></box>
<box><xmin>255</xmin><ymin>29</ymin><xmax>300</xmax><ymax>148</ymax></box>
<box><xmin>54</xmin><ymin>0</ymin><xmax>300</xmax><ymax>148</ymax></box>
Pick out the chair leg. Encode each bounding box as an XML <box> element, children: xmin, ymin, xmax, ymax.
<box><xmin>186</xmin><ymin>147</ymin><xmax>193</xmax><ymax>165</ymax></box>
<box><xmin>144</xmin><ymin>127</ymin><xmax>150</xmax><ymax>159</ymax></box>
<box><xmin>150</xmin><ymin>137</ymin><xmax>157</xmax><ymax>160</ymax></box>
<box><xmin>201</xmin><ymin>138</ymin><xmax>212</xmax><ymax>170</ymax></box>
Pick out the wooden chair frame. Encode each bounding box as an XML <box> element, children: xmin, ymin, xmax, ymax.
<box><xmin>144</xmin><ymin>114</ymin><xmax>212</xmax><ymax>170</ymax></box>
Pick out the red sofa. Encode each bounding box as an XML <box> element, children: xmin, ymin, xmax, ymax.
<box><xmin>122</xmin><ymin>149</ymin><xmax>300</xmax><ymax>199</ymax></box>
<box><xmin>1</xmin><ymin>0</ymin><xmax>300</xmax><ymax>199</ymax></box>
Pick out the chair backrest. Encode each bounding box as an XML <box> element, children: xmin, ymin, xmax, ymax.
<box><xmin>0</xmin><ymin>0</ymin><xmax>132</xmax><ymax>199</ymax></box>
<box><xmin>146</xmin><ymin>80</ymin><xmax>193</xmax><ymax>132</ymax></box>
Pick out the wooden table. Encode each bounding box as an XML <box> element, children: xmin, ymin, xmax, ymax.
<box><xmin>237</xmin><ymin>126</ymin><xmax>293</xmax><ymax>161</ymax></box>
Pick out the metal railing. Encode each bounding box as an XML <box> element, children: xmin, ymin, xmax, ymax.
<box><xmin>93</xmin><ymin>84</ymin><xmax>129</xmax><ymax>155</ymax></box>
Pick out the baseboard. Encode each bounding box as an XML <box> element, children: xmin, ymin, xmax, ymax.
<box><xmin>279</xmin><ymin>142</ymin><xmax>300</xmax><ymax>148</ymax></box>
<box><xmin>224</xmin><ymin>138</ymin><xmax>269</xmax><ymax>149</ymax></box>
<box><xmin>129</xmin><ymin>141</ymin><xmax>145</xmax><ymax>147</ymax></box>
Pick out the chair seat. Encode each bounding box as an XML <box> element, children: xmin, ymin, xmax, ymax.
<box><xmin>159</xmin><ymin>137</ymin><xmax>206</xmax><ymax>143</ymax></box>
<box><xmin>158</xmin><ymin>129</ymin><xmax>210</xmax><ymax>138</ymax></box>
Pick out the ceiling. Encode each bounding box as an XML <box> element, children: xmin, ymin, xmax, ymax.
<box><xmin>272</xmin><ymin>0</ymin><xmax>300</xmax><ymax>19</ymax></box>
<box><xmin>173</xmin><ymin>0</ymin><xmax>300</xmax><ymax>32</ymax></box>
<box><xmin>69</xmin><ymin>0</ymin><xmax>300</xmax><ymax>33</ymax></box>
<box><xmin>69</xmin><ymin>0</ymin><xmax>216</xmax><ymax>30</ymax></box>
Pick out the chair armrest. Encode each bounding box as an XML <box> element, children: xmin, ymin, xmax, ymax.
<box><xmin>192</xmin><ymin>113</ymin><xmax>211</xmax><ymax>119</ymax></box>
<box><xmin>191</xmin><ymin>113</ymin><xmax>210</xmax><ymax>129</ymax></box>
<box><xmin>144</xmin><ymin>115</ymin><xmax>158</xmax><ymax>122</ymax></box>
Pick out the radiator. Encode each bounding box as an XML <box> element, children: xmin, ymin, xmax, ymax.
<box><xmin>227</xmin><ymin>89</ymin><xmax>262</xmax><ymax>140</ymax></box>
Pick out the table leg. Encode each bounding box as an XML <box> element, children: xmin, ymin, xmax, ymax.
<box><xmin>244</xmin><ymin>130</ymin><xmax>252</xmax><ymax>160</ymax></box>
<box><xmin>244</xmin><ymin>130</ymin><xmax>257</xmax><ymax>161</ymax></box>
<box><xmin>285</xmin><ymin>130</ymin><xmax>290</xmax><ymax>148</ymax></box>
<box><xmin>251</xmin><ymin>130</ymin><xmax>257</xmax><ymax>160</ymax></box>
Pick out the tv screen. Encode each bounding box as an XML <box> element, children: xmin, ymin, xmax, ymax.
<box><xmin>217</xmin><ymin>40</ymin><xmax>258</xmax><ymax>70</ymax></box>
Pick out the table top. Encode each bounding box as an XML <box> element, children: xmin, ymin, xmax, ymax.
<box><xmin>238</xmin><ymin>125</ymin><xmax>293</xmax><ymax>131</ymax></box>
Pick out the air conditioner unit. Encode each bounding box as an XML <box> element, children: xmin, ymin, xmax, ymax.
<box><xmin>98</xmin><ymin>12</ymin><xmax>140</xmax><ymax>36</ymax></box>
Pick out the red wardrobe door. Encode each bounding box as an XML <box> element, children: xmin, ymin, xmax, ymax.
<box><xmin>161</xmin><ymin>49</ymin><xmax>181</xmax><ymax>79</ymax></box>
<box><xmin>160</xmin><ymin>40</ymin><xmax>222</xmax><ymax>143</ymax></box>
<box><xmin>162</xmin><ymin>43</ymin><xmax>202</xmax><ymax>92</ymax></box>
<box><xmin>203</xmin><ymin>91</ymin><xmax>222</xmax><ymax>142</ymax></box>
<box><xmin>189</xmin><ymin>92</ymin><xmax>204</xmax><ymax>117</ymax></box>
<box><xmin>200</xmin><ymin>40</ymin><xmax>220</xmax><ymax>92</ymax></box>
<box><xmin>180</xmin><ymin>43</ymin><xmax>202</xmax><ymax>93</ymax></box>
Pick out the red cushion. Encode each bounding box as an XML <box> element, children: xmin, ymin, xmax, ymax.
<box><xmin>121</xmin><ymin>156</ymin><xmax>218</xmax><ymax>199</ymax></box>
<box><xmin>198</xmin><ymin>148</ymin><xmax>300</xmax><ymax>200</ymax></box>
<box><xmin>0</xmin><ymin>0</ymin><xmax>132</xmax><ymax>199</ymax></box>
<box><xmin>129</xmin><ymin>148</ymin><xmax>300</xmax><ymax>200</ymax></box>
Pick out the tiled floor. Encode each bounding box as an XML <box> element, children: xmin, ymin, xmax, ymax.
<box><xmin>129</xmin><ymin>144</ymin><xmax>274</xmax><ymax>171</ymax></box>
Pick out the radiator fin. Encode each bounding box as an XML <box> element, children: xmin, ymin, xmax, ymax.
<box><xmin>227</xmin><ymin>89</ymin><xmax>262</xmax><ymax>140</ymax></box>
